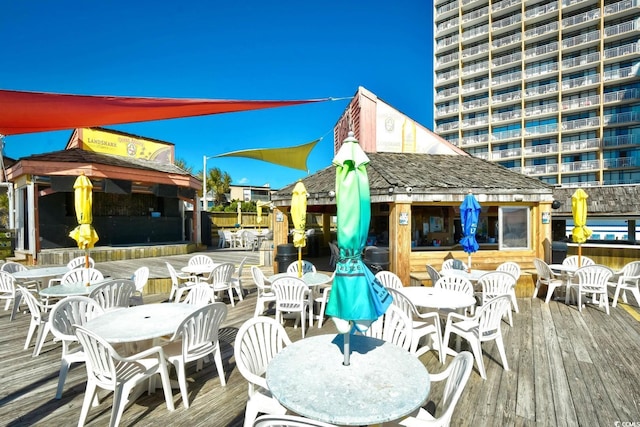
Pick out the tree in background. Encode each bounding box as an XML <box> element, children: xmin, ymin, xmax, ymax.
<box><xmin>206</xmin><ymin>167</ymin><xmax>232</xmax><ymax>208</ymax></box>
<box><xmin>174</xmin><ymin>157</ymin><xmax>193</xmax><ymax>174</ymax></box>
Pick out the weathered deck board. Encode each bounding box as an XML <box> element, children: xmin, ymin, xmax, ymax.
<box><xmin>1</xmin><ymin>249</ymin><xmax>640</xmax><ymax>426</ymax></box>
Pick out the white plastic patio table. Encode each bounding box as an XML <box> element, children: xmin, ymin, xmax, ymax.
<box><xmin>398</xmin><ymin>286</ymin><xmax>476</xmax><ymax>312</ymax></box>
<box><xmin>440</xmin><ymin>268</ymin><xmax>490</xmax><ymax>283</ymax></box>
<box><xmin>83</xmin><ymin>303</ymin><xmax>198</xmax><ymax>343</ymax></box>
<box><xmin>267</xmin><ymin>272</ymin><xmax>332</xmax><ymax>286</ymax></box>
<box><xmin>266</xmin><ymin>333</ymin><xmax>430</xmax><ymax>426</ymax></box>
<box><xmin>549</xmin><ymin>264</ymin><xmax>578</xmax><ymax>303</ymax></box>
<box><xmin>180</xmin><ymin>264</ymin><xmax>219</xmax><ymax>276</ymax></box>
<box><xmin>10</xmin><ymin>266</ymin><xmax>70</xmax><ymax>320</ymax></box>
<box><xmin>39</xmin><ymin>280</ymin><xmax>108</xmax><ymax>298</ymax></box>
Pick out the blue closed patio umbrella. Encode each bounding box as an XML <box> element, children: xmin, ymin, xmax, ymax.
<box><xmin>325</xmin><ymin>131</ymin><xmax>391</xmax><ymax>365</ymax></box>
<box><xmin>460</xmin><ymin>192</ymin><xmax>481</xmax><ymax>271</ymax></box>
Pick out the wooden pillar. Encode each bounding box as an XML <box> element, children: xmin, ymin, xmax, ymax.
<box><xmin>628</xmin><ymin>219</ymin><xmax>636</xmax><ymax>241</ymax></box>
<box><xmin>322</xmin><ymin>212</ymin><xmax>331</xmax><ymax>250</ymax></box>
<box><xmin>389</xmin><ymin>201</ymin><xmax>412</xmax><ymax>286</ymax></box>
<box><xmin>272</xmin><ymin>207</ymin><xmax>290</xmax><ymax>274</ymax></box>
<box><xmin>33</xmin><ymin>183</ymin><xmax>40</xmax><ymax>265</ymax></box>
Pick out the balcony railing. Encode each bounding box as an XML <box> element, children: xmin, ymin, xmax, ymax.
<box><xmin>492</xmin><ymin>0</ymin><xmax>521</xmax><ymax>13</ymax></box>
<box><xmin>561</xmin><ymin>117</ymin><xmax>600</xmax><ymax>131</ymax></box>
<box><xmin>561</xmin><ymin>137</ymin><xmax>600</xmax><ymax>152</ymax></box>
<box><xmin>561</xmin><ymin>74</ymin><xmax>600</xmax><ymax>90</ymax></box>
<box><xmin>603</xmin><ymin>65</ymin><xmax>636</xmax><ymax>81</ymax></box>
<box><xmin>525</xmin><ymin>82</ymin><xmax>558</xmax><ymax>97</ymax></box>
<box><xmin>525</xmin><ymin>62</ymin><xmax>559</xmax><ymax>78</ymax></box>
<box><xmin>602</xmin><ymin>134</ymin><xmax>640</xmax><ymax>147</ymax></box>
<box><xmin>562</xmin><ymin>0</ymin><xmax>591</xmax><ymax>7</ymax></box>
<box><xmin>525</xmin><ymin>123</ymin><xmax>559</xmax><ymax>136</ymax></box>
<box><xmin>524</xmin><ymin>102</ymin><xmax>559</xmax><ymax>116</ymax></box>
<box><xmin>524</xmin><ymin>143</ymin><xmax>558</xmax><ymax>155</ymax></box>
<box><xmin>603</xmin><ymin>157</ymin><xmax>638</xmax><ymax>168</ymax></box>
<box><xmin>492</xmin><ymin>90</ymin><xmax>522</xmax><ymax>103</ymax></box>
<box><xmin>462</xmin><ymin>60</ymin><xmax>490</xmax><ymax>74</ymax></box>
<box><xmin>436</xmin><ymin>17</ymin><xmax>459</xmax><ymax>33</ymax></box>
<box><xmin>461</xmin><ymin>79</ymin><xmax>489</xmax><ymax>93</ymax></box>
<box><xmin>562</xmin><ymin>9</ymin><xmax>600</xmax><ymax>28</ymax></box>
<box><xmin>493</xmin><ymin>32</ymin><xmax>521</xmax><ymax>49</ymax></box>
<box><xmin>525</xmin><ymin>21</ymin><xmax>558</xmax><ymax>39</ymax></box>
<box><xmin>437</xmin><ymin>52</ymin><xmax>459</xmax><ymax>66</ymax></box>
<box><xmin>562</xmin><ymin>30</ymin><xmax>600</xmax><ymax>49</ymax></box>
<box><xmin>523</xmin><ymin>163</ymin><xmax>559</xmax><ymax>175</ymax></box>
<box><xmin>462</xmin><ymin>5</ymin><xmax>489</xmax><ymax>23</ymax></box>
<box><xmin>462</xmin><ymin>24</ymin><xmax>489</xmax><ymax>41</ymax></box>
<box><xmin>461</xmin><ymin>116</ymin><xmax>490</xmax><ymax>127</ymax></box>
<box><xmin>561</xmin><ymin>159</ymin><xmax>599</xmax><ymax>173</ymax></box>
<box><xmin>603</xmin><ymin>88</ymin><xmax>640</xmax><ymax>103</ymax></box>
<box><xmin>492</xmin><ymin>148</ymin><xmax>522</xmax><ymax>159</ymax></box>
<box><xmin>604</xmin><ymin>0</ymin><xmax>639</xmax><ymax>16</ymax></box>
<box><xmin>562</xmin><ymin>52</ymin><xmax>599</xmax><ymax>69</ymax></box>
<box><xmin>492</xmin><ymin>52</ymin><xmax>521</xmax><ymax>67</ymax></box>
<box><xmin>436</xmin><ymin>69</ymin><xmax>459</xmax><ymax>83</ymax></box>
<box><xmin>525</xmin><ymin>41</ymin><xmax>559</xmax><ymax>59</ymax></box>
<box><xmin>460</xmin><ymin>134</ymin><xmax>490</xmax><ymax>146</ymax></box>
<box><xmin>603</xmin><ymin>42</ymin><xmax>640</xmax><ymax>60</ymax></box>
<box><xmin>436</xmin><ymin>1</ymin><xmax>459</xmax><ymax>16</ymax></box>
<box><xmin>492</xmin><ymin>71</ymin><xmax>522</xmax><ymax>86</ymax></box>
<box><xmin>603</xmin><ymin>111</ymin><xmax>640</xmax><ymax>125</ymax></box>
<box><xmin>473</xmin><ymin>152</ymin><xmax>490</xmax><ymax>160</ymax></box>
<box><xmin>436</xmin><ymin>105</ymin><xmax>460</xmax><ymax>117</ymax></box>
<box><xmin>605</xmin><ymin>20</ymin><xmax>637</xmax><ymax>38</ymax></box>
<box><xmin>462</xmin><ymin>97</ymin><xmax>490</xmax><ymax>110</ymax></box>
<box><xmin>436</xmin><ymin>121</ymin><xmax>460</xmax><ymax>132</ymax></box>
<box><xmin>436</xmin><ymin>87</ymin><xmax>460</xmax><ymax>100</ymax></box>
<box><xmin>492</xmin><ymin>128</ymin><xmax>522</xmax><ymax>141</ymax></box>
<box><xmin>492</xmin><ymin>13</ymin><xmax>521</xmax><ymax>30</ymax></box>
<box><xmin>525</xmin><ymin>2</ymin><xmax>557</xmax><ymax>19</ymax></box>
<box><xmin>436</xmin><ymin>34</ymin><xmax>459</xmax><ymax>50</ymax></box>
<box><xmin>561</xmin><ymin>94</ymin><xmax>600</xmax><ymax>110</ymax></box>
<box><xmin>492</xmin><ymin>109</ymin><xmax>522</xmax><ymax>123</ymax></box>
<box><xmin>462</xmin><ymin>43</ymin><xmax>490</xmax><ymax>58</ymax></box>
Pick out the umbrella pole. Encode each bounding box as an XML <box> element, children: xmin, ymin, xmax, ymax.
<box><xmin>343</xmin><ymin>329</ymin><xmax>351</xmax><ymax>366</ymax></box>
<box><xmin>578</xmin><ymin>244</ymin><xmax>582</xmax><ymax>267</ymax></box>
<box><xmin>298</xmin><ymin>248</ymin><xmax>302</xmax><ymax>278</ymax></box>
<box><xmin>467</xmin><ymin>254</ymin><xmax>472</xmax><ymax>273</ymax></box>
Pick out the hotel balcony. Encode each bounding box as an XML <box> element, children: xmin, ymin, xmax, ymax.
<box><xmin>603</xmin><ymin>156</ymin><xmax>639</xmax><ymax>169</ymax></box>
<box><xmin>435</xmin><ymin>17</ymin><xmax>459</xmax><ymax>36</ymax></box>
<box><xmin>461</xmin><ymin>97</ymin><xmax>490</xmax><ymax>112</ymax></box>
<box><xmin>461</xmin><ymin>23</ymin><xmax>490</xmax><ymax>42</ymax></box>
<box><xmin>491</xmin><ymin>109</ymin><xmax>522</xmax><ymax>124</ymax></box>
<box><xmin>562</xmin><ymin>29</ymin><xmax>600</xmax><ymax>52</ymax></box>
<box><xmin>524</xmin><ymin>143</ymin><xmax>559</xmax><ymax>156</ymax></box>
<box><xmin>562</xmin><ymin>0</ymin><xmax>597</xmax><ymax>9</ymax></box>
<box><xmin>602</xmin><ymin>134</ymin><xmax>640</xmax><ymax>148</ymax></box>
<box><xmin>525</xmin><ymin>22</ymin><xmax>559</xmax><ymax>42</ymax></box>
<box><xmin>561</xmin><ymin>137</ymin><xmax>600</xmax><ymax>153</ymax></box>
<box><xmin>436</xmin><ymin>34</ymin><xmax>459</xmax><ymax>52</ymax></box>
<box><xmin>461</xmin><ymin>5</ymin><xmax>489</xmax><ymax>26</ymax></box>
<box><xmin>491</xmin><ymin>128</ymin><xmax>522</xmax><ymax>142</ymax></box>
<box><xmin>603</xmin><ymin>111</ymin><xmax>640</xmax><ymax>126</ymax></box>
<box><xmin>491</xmin><ymin>71</ymin><xmax>522</xmax><ymax>87</ymax></box>
<box><xmin>561</xmin><ymin>74</ymin><xmax>600</xmax><ymax>92</ymax></box>
<box><xmin>435</xmin><ymin>104</ymin><xmax>460</xmax><ymax>118</ymax></box>
<box><xmin>491</xmin><ymin>0</ymin><xmax>521</xmax><ymax>17</ymax></box>
<box><xmin>435</xmin><ymin>121</ymin><xmax>460</xmax><ymax>133</ymax></box>
<box><xmin>523</xmin><ymin>163</ymin><xmax>559</xmax><ymax>175</ymax></box>
<box><xmin>435</xmin><ymin>0</ymin><xmax>460</xmax><ymax>20</ymax></box>
<box><xmin>492</xmin><ymin>13</ymin><xmax>521</xmax><ymax>35</ymax></box>
<box><xmin>561</xmin><ymin>94</ymin><xmax>600</xmax><ymax>111</ymax></box>
<box><xmin>461</xmin><ymin>79</ymin><xmax>489</xmax><ymax>95</ymax></box>
<box><xmin>604</xmin><ymin>0</ymin><xmax>640</xmax><ymax>18</ymax></box>
<box><xmin>462</xmin><ymin>43</ymin><xmax>490</xmax><ymax>61</ymax></box>
<box><xmin>492</xmin><ymin>52</ymin><xmax>522</xmax><ymax>69</ymax></box>
<box><xmin>561</xmin><ymin>52</ymin><xmax>600</xmax><ymax>71</ymax></box>
<box><xmin>524</xmin><ymin>2</ymin><xmax>558</xmax><ymax>24</ymax></box>
<box><xmin>524</xmin><ymin>123</ymin><xmax>559</xmax><ymax>137</ymax></box>
<box><xmin>603</xmin><ymin>42</ymin><xmax>640</xmax><ymax>63</ymax></box>
<box><xmin>524</xmin><ymin>62</ymin><xmax>559</xmax><ymax>79</ymax></box>
<box><xmin>436</xmin><ymin>69</ymin><xmax>459</xmax><ymax>84</ymax></box>
<box><xmin>435</xmin><ymin>86</ymin><xmax>459</xmax><ymax>101</ymax></box>
<box><xmin>492</xmin><ymin>32</ymin><xmax>521</xmax><ymax>52</ymax></box>
<box><xmin>461</xmin><ymin>116</ymin><xmax>489</xmax><ymax>129</ymax></box>
<box><xmin>561</xmin><ymin>159</ymin><xmax>600</xmax><ymax>173</ymax></box>
<box><xmin>603</xmin><ymin>88</ymin><xmax>640</xmax><ymax>105</ymax></box>
<box><xmin>461</xmin><ymin>61</ymin><xmax>490</xmax><ymax>77</ymax></box>
<box><xmin>524</xmin><ymin>41</ymin><xmax>559</xmax><ymax>61</ymax></box>
<box><xmin>436</xmin><ymin>52</ymin><xmax>460</xmax><ymax>68</ymax></box>
<box><xmin>524</xmin><ymin>102</ymin><xmax>559</xmax><ymax>117</ymax></box>
<box><xmin>492</xmin><ymin>148</ymin><xmax>522</xmax><ymax>159</ymax></box>
<box><xmin>460</xmin><ymin>133</ymin><xmax>490</xmax><ymax>147</ymax></box>
<box><xmin>562</xmin><ymin>9</ymin><xmax>600</xmax><ymax>29</ymax></box>
<box><xmin>491</xmin><ymin>89</ymin><xmax>522</xmax><ymax>105</ymax></box>
<box><xmin>561</xmin><ymin>117</ymin><xmax>600</xmax><ymax>132</ymax></box>
<box><xmin>525</xmin><ymin>82</ymin><xmax>558</xmax><ymax>100</ymax></box>
<box><xmin>604</xmin><ymin>20</ymin><xmax>638</xmax><ymax>42</ymax></box>
<box><xmin>603</xmin><ymin>65</ymin><xmax>638</xmax><ymax>82</ymax></box>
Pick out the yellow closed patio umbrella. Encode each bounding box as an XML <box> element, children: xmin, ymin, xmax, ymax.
<box><xmin>69</xmin><ymin>173</ymin><xmax>99</xmax><ymax>278</ymax></box>
<box><xmin>571</xmin><ymin>188</ymin><xmax>591</xmax><ymax>266</ymax></box>
<box><xmin>290</xmin><ymin>181</ymin><xmax>308</xmax><ymax>278</ymax></box>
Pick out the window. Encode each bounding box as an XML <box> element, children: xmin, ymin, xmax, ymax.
<box><xmin>499</xmin><ymin>207</ymin><xmax>530</xmax><ymax>249</ymax></box>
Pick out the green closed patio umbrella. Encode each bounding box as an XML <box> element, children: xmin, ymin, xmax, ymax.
<box><xmin>325</xmin><ymin>131</ymin><xmax>391</xmax><ymax>365</ymax></box>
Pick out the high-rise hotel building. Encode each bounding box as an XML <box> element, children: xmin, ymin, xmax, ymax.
<box><xmin>433</xmin><ymin>0</ymin><xmax>640</xmax><ymax>186</ymax></box>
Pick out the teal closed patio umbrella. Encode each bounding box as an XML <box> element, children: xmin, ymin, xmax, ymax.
<box><xmin>325</xmin><ymin>131</ymin><xmax>391</xmax><ymax>365</ymax></box>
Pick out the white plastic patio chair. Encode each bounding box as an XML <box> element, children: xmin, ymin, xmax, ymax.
<box><xmin>17</xmin><ymin>285</ymin><xmax>52</xmax><ymax>357</ymax></box>
<box><xmin>272</xmin><ymin>276</ymin><xmax>312</xmax><ymax>338</ymax></box>
<box><xmin>0</xmin><ymin>270</ymin><xmax>17</xmax><ymax>312</ymax></box>
<box><xmin>434</xmin><ymin>274</ymin><xmax>475</xmax><ymax>316</ymax></box>
<box><xmin>166</xmin><ymin>261</ymin><xmax>197</xmax><ymax>302</ymax></box>
<box><xmin>202</xmin><ymin>262</ymin><xmax>237</xmax><ymax>306</ymax></box>
<box><xmin>441</xmin><ymin>259</ymin><xmax>468</xmax><ymax>271</ymax></box>
<box><xmin>568</xmin><ymin>264</ymin><xmax>614</xmax><ymax>314</ymax></box>
<box><xmin>254</xmin><ymin>415</ymin><xmax>338</xmax><ymax>427</ymax></box>
<box><xmin>426</xmin><ymin>264</ymin><xmax>441</xmax><ymax>287</ymax></box>
<box><xmin>89</xmin><ymin>278</ymin><xmax>136</xmax><ymax>312</ymax></box>
<box><xmin>251</xmin><ymin>266</ymin><xmax>276</xmax><ymax>317</ymax></box>
<box><xmin>361</xmin><ymin>304</ymin><xmax>413</xmax><ymax>352</ymax></box>
<box><xmin>128</xmin><ymin>266</ymin><xmax>150</xmax><ymax>306</ymax></box>
<box><xmin>49</xmin><ymin>296</ymin><xmax>104</xmax><ymax>399</ymax></box>
<box><xmin>478</xmin><ymin>271</ymin><xmax>516</xmax><ymax>326</ymax></box>
<box><xmin>375</xmin><ymin>270</ymin><xmax>404</xmax><ymax>290</ymax></box>
<box><xmin>181</xmin><ymin>282</ymin><xmax>214</xmax><ymax>306</ymax></box>
<box><xmin>496</xmin><ymin>261</ymin><xmax>521</xmax><ymax>315</ymax></box>
<box><xmin>562</xmin><ymin>255</ymin><xmax>595</xmax><ymax>268</ymax></box>
<box><xmin>398</xmin><ymin>351</ymin><xmax>474</xmax><ymax>427</ymax></box>
<box><xmin>286</xmin><ymin>260</ymin><xmax>316</xmax><ymax>275</ymax></box>
<box><xmin>188</xmin><ymin>254</ymin><xmax>215</xmax><ymax>267</ymax></box>
<box><xmin>230</xmin><ymin>256</ymin><xmax>248</xmax><ymax>302</ymax></box>
<box><xmin>74</xmin><ymin>324</ymin><xmax>175</xmax><ymax>427</ymax></box>
<box><xmin>47</xmin><ymin>256</ymin><xmax>96</xmax><ymax>288</ymax></box>
<box><xmin>610</xmin><ymin>261</ymin><xmax>640</xmax><ymax>307</ymax></box>
<box><xmin>163</xmin><ymin>302</ymin><xmax>228</xmax><ymax>408</ymax></box>
<box><xmin>386</xmin><ymin>287</ymin><xmax>444</xmax><ymax>362</ymax></box>
<box><xmin>442</xmin><ymin>295</ymin><xmax>511</xmax><ymax>379</ymax></box>
<box><xmin>532</xmin><ymin>258</ymin><xmax>564</xmax><ymax>303</ymax></box>
<box><xmin>59</xmin><ymin>267</ymin><xmax>104</xmax><ymax>286</ymax></box>
<box><xmin>234</xmin><ymin>316</ymin><xmax>292</xmax><ymax>427</ymax></box>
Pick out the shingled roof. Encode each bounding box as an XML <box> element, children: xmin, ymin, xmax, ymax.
<box><xmin>273</xmin><ymin>152</ymin><xmax>553</xmax><ymax>204</ymax></box>
<box><xmin>552</xmin><ymin>185</ymin><xmax>640</xmax><ymax>218</ymax></box>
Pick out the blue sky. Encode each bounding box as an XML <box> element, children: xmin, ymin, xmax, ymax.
<box><xmin>1</xmin><ymin>1</ymin><xmax>433</xmax><ymax>189</ymax></box>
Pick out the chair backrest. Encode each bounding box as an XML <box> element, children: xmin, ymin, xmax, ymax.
<box><xmin>533</xmin><ymin>258</ymin><xmax>554</xmax><ymax>281</ymax></box>
<box><xmin>234</xmin><ymin>316</ymin><xmax>292</xmax><ymax>395</ymax></box>
<box><xmin>426</xmin><ymin>264</ymin><xmax>441</xmax><ymax>286</ymax></box>
<box><xmin>166</xmin><ymin>262</ymin><xmax>183</xmax><ymax>285</ymax></box>
<box><xmin>182</xmin><ymin>283</ymin><xmax>214</xmax><ymax>306</ymax></box>
<box><xmin>433</xmin><ymin>351</ymin><xmax>474</xmax><ymax>426</ymax></box>
<box><xmin>287</xmin><ymin>260</ymin><xmax>316</xmax><ymax>275</ymax></box>
<box><xmin>574</xmin><ymin>264</ymin><xmax>614</xmax><ymax>291</ymax></box>
<box><xmin>618</xmin><ymin>261</ymin><xmax>640</xmax><ymax>283</ymax></box>
<box><xmin>67</xmin><ymin>256</ymin><xmax>95</xmax><ymax>270</ymax></box>
<box><xmin>563</xmin><ymin>255</ymin><xmax>594</xmax><ymax>267</ymax></box>
<box><xmin>374</xmin><ymin>271</ymin><xmax>403</xmax><ymax>290</ymax></box>
<box><xmin>362</xmin><ymin>304</ymin><xmax>413</xmax><ymax>351</ymax></box>
<box><xmin>441</xmin><ymin>259</ymin><xmax>468</xmax><ymax>271</ymax></box>
<box><xmin>479</xmin><ymin>271</ymin><xmax>516</xmax><ymax>302</ymax></box>
<box><xmin>272</xmin><ymin>277</ymin><xmax>310</xmax><ymax>311</ymax></box>
<box><xmin>89</xmin><ymin>279</ymin><xmax>136</xmax><ymax>310</ymax></box>
<box><xmin>434</xmin><ymin>275</ymin><xmax>474</xmax><ymax>296</ymax></box>
<box><xmin>1</xmin><ymin>261</ymin><xmax>27</xmax><ymax>274</ymax></box>
<box><xmin>386</xmin><ymin>287</ymin><xmax>419</xmax><ymax>320</ymax></box>
<box><xmin>50</xmin><ymin>296</ymin><xmax>104</xmax><ymax>343</ymax></box>
<box><xmin>251</xmin><ymin>266</ymin><xmax>268</xmax><ymax>292</ymax></box>
<box><xmin>60</xmin><ymin>268</ymin><xmax>104</xmax><ymax>286</ymax></box>
<box><xmin>235</xmin><ymin>256</ymin><xmax>248</xmax><ymax>284</ymax></box>
<box><xmin>242</xmin><ymin>230</ymin><xmax>258</xmax><ymax>248</ymax></box>
<box><xmin>17</xmin><ymin>285</ymin><xmax>45</xmax><ymax>320</ymax></box>
<box><xmin>74</xmin><ymin>325</ymin><xmax>120</xmax><ymax>389</ymax></box>
<box><xmin>496</xmin><ymin>261</ymin><xmax>521</xmax><ymax>281</ymax></box>
<box><xmin>188</xmin><ymin>254</ymin><xmax>214</xmax><ymax>267</ymax></box>
<box><xmin>254</xmin><ymin>415</ymin><xmax>337</xmax><ymax>427</ymax></box>
<box><xmin>0</xmin><ymin>271</ymin><xmax>16</xmax><ymax>296</ymax></box>
<box><xmin>169</xmin><ymin>302</ymin><xmax>228</xmax><ymax>364</ymax></box>
<box><xmin>207</xmin><ymin>262</ymin><xmax>236</xmax><ymax>285</ymax></box>
<box><xmin>132</xmin><ymin>266</ymin><xmax>150</xmax><ymax>292</ymax></box>
<box><xmin>476</xmin><ymin>295</ymin><xmax>511</xmax><ymax>339</ymax></box>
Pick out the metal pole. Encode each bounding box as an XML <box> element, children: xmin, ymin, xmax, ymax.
<box><xmin>202</xmin><ymin>155</ymin><xmax>207</xmax><ymax>212</ymax></box>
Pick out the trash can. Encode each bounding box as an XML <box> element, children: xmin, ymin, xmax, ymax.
<box><xmin>276</xmin><ymin>243</ymin><xmax>298</xmax><ymax>273</ymax></box>
<box><xmin>551</xmin><ymin>241</ymin><xmax>568</xmax><ymax>264</ymax></box>
<box><xmin>363</xmin><ymin>247</ymin><xmax>389</xmax><ymax>273</ymax></box>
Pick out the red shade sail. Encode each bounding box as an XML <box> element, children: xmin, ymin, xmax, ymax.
<box><xmin>0</xmin><ymin>89</ymin><xmax>330</xmax><ymax>136</ymax></box>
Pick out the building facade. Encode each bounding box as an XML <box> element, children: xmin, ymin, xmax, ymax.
<box><xmin>433</xmin><ymin>0</ymin><xmax>640</xmax><ymax>186</ymax></box>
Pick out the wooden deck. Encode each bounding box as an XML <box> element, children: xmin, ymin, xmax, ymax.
<box><xmin>2</xmin><ymin>250</ymin><xmax>640</xmax><ymax>426</ymax></box>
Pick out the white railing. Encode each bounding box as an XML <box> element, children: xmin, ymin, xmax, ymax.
<box><xmin>436</xmin><ymin>69</ymin><xmax>459</xmax><ymax>83</ymax></box>
<box><xmin>492</xmin><ymin>128</ymin><xmax>522</xmax><ymax>141</ymax></box>
<box><xmin>436</xmin><ymin>0</ymin><xmax>459</xmax><ymax>16</ymax></box>
<box><xmin>604</xmin><ymin>0</ymin><xmax>639</xmax><ymax>16</ymax></box>
<box><xmin>525</xmin><ymin>22</ymin><xmax>558</xmax><ymax>39</ymax></box>
<box><xmin>561</xmin><ymin>94</ymin><xmax>600</xmax><ymax>110</ymax></box>
<box><xmin>525</xmin><ymin>62</ymin><xmax>559</xmax><ymax>78</ymax></box>
<box><xmin>603</xmin><ymin>111</ymin><xmax>640</xmax><ymax>125</ymax></box>
<box><xmin>462</xmin><ymin>43</ymin><xmax>489</xmax><ymax>58</ymax></box>
<box><xmin>603</xmin><ymin>88</ymin><xmax>640</xmax><ymax>103</ymax></box>
<box><xmin>603</xmin><ymin>157</ymin><xmax>638</xmax><ymax>168</ymax></box>
<box><xmin>603</xmin><ymin>134</ymin><xmax>640</xmax><ymax>147</ymax></box>
<box><xmin>492</xmin><ymin>0</ymin><xmax>521</xmax><ymax>13</ymax></box>
<box><xmin>562</xmin><ymin>0</ymin><xmax>590</xmax><ymax>7</ymax></box>
<box><xmin>492</xmin><ymin>90</ymin><xmax>522</xmax><ymax>103</ymax></box>
<box><xmin>525</xmin><ymin>123</ymin><xmax>558</xmax><ymax>136</ymax></box>
<box><xmin>524</xmin><ymin>102</ymin><xmax>559</xmax><ymax>116</ymax></box>
<box><xmin>603</xmin><ymin>42</ymin><xmax>640</xmax><ymax>60</ymax></box>
<box><xmin>561</xmin><ymin>137</ymin><xmax>600</xmax><ymax>152</ymax></box>
<box><xmin>493</xmin><ymin>32</ymin><xmax>521</xmax><ymax>49</ymax></box>
<box><xmin>474</xmin><ymin>151</ymin><xmax>490</xmax><ymax>160</ymax></box>
<box><xmin>461</xmin><ymin>116</ymin><xmax>490</xmax><ymax>127</ymax></box>
<box><xmin>436</xmin><ymin>87</ymin><xmax>459</xmax><ymax>100</ymax></box>
<box><xmin>561</xmin><ymin>117</ymin><xmax>600</xmax><ymax>131</ymax></box>
<box><xmin>525</xmin><ymin>2</ymin><xmax>557</xmax><ymax>19</ymax></box>
<box><xmin>461</xmin><ymin>79</ymin><xmax>489</xmax><ymax>93</ymax></box>
<box><xmin>460</xmin><ymin>134</ymin><xmax>490</xmax><ymax>146</ymax></box>
<box><xmin>603</xmin><ymin>65</ymin><xmax>636</xmax><ymax>81</ymax></box>
<box><xmin>562</xmin><ymin>30</ymin><xmax>600</xmax><ymax>49</ymax></box>
<box><xmin>492</xmin><ymin>109</ymin><xmax>522</xmax><ymax>122</ymax></box>
<box><xmin>523</xmin><ymin>163</ymin><xmax>559</xmax><ymax>175</ymax></box>
<box><xmin>525</xmin><ymin>82</ymin><xmax>558</xmax><ymax>97</ymax></box>
<box><xmin>561</xmin><ymin>159</ymin><xmax>599</xmax><ymax>172</ymax></box>
<box><xmin>562</xmin><ymin>52</ymin><xmax>599</xmax><ymax>69</ymax></box>
<box><xmin>462</xmin><ymin>24</ymin><xmax>489</xmax><ymax>41</ymax></box>
<box><xmin>462</xmin><ymin>97</ymin><xmax>490</xmax><ymax>110</ymax></box>
<box><xmin>492</xmin><ymin>13</ymin><xmax>521</xmax><ymax>30</ymax></box>
<box><xmin>436</xmin><ymin>104</ymin><xmax>459</xmax><ymax>117</ymax></box>
<box><xmin>562</xmin><ymin>9</ymin><xmax>600</xmax><ymax>28</ymax></box>
<box><xmin>605</xmin><ymin>20</ymin><xmax>637</xmax><ymax>38</ymax></box>
<box><xmin>437</xmin><ymin>52</ymin><xmax>459</xmax><ymax>66</ymax></box>
<box><xmin>436</xmin><ymin>121</ymin><xmax>459</xmax><ymax>132</ymax></box>
<box><xmin>462</xmin><ymin>60</ymin><xmax>490</xmax><ymax>74</ymax></box>
<box><xmin>561</xmin><ymin>74</ymin><xmax>600</xmax><ymax>90</ymax></box>
<box><xmin>462</xmin><ymin>5</ymin><xmax>489</xmax><ymax>23</ymax></box>
<box><xmin>492</xmin><ymin>51</ymin><xmax>521</xmax><ymax>67</ymax></box>
<box><xmin>525</xmin><ymin>42</ymin><xmax>559</xmax><ymax>59</ymax></box>
<box><xmin>492</xmin><ymin>148</ymin><xmax>522</xmax><ymax>159</ymax></box>
<box><xmin>436</xmin><ymin>17</ymin><xmax>459</xmax><ymax>32</ymax></box>
<box><xmin>562</xmin><ymin>180</ymin><xmax>600</xmax><ymax>187</ymax></box>
<box><xmin>524</xmin><ymin>143</ymin><xmax>558</xmax><ymax>155</ymax></box>
<box><xmin>492</xmin><ymin>71</ymin><xmax>522</xmax><ymax>86</ymax></box>
<box><xmin>436</xmin><ymin>34</ymin><xmax>459</xmax><ymax>50</ymax></box>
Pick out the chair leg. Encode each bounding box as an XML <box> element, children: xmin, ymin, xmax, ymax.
<box><xmin>494</xmin><ymin>334</ymin><xmax>509</xmax><ymax>372</ymax></box>
<box><xmin>532</xmin><ymin>281</ymin><xmax>539</xmax><ymax>299</ymax></box>
<box><xmin>213</xmin><ymin>346</ymin><xmax>226</xmax><ymax>386</ymax></box>
<box><xmin>468</xmin><ymin>336</ymin><xmax>486</xmax><ymax>380</ymax></box>
<box><xmin>110</xmin><ymin>384</ymin><xmax>129</xmax><ymax>427</ymax></box>
<box><xmin>24</xmin><ymin>320</ymin><xmax>37</xmax><ymax>350</ymax></box>
<box><xmin>612</xmin><ymin>286</ymin><xmax>623</xmax><ymax>307</ymax></box>
<box><xmin>243</xmin><ymin>399</ymin><xmax>260</xmax><ymax>427</ymax></box>
<box><xmin>78</xmin><ymin>380</ymin><xmax>98</xmax><ymax>427</ymax></box>
<box><xmin>56</xmin><ymin>358</ymin><xmax>72</xmax><ymax>399</ymax></box>
<box><xmin>33</xmin><ymin>323</ymin><xmax>51</xmax><ymax>357</ymax></box>
<box><xmin>254</xmin><ymin>298</ymin><xmax>263</xmax><ymax>317</ymax></box>
<box><xmin>510</xmin><ymin>290</ymin><xmax>519</xmax><ymax>313</ymax></box>
<box><xmin>227</xmin><ymin>288</ymin><xmax>235</xmax><ymax>307</ymax></box>
<box><xmin>159</xmin><ymin>363</ymin><xmax>176</xmax><ymax>412</ymax></box>
<box><xmin>175</xmin><ymin>362</ymin><xmax>190</xmax><ymax>409</ymax></box>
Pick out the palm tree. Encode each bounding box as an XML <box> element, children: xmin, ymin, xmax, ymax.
<box><xmin>206</xmin><ymin>167</ymin><xmax>232</xmax><ymax>207</ymax></box>
<box><xmin>174</xmin><ymin>158</ymin><xmax>193</xmax><ymax>174</ymax></box>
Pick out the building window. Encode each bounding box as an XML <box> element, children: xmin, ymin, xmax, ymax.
<box><xmin>499</xmin><ymin>207</ymin><xmax>530</xmax><ymax>249</ymax></box>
